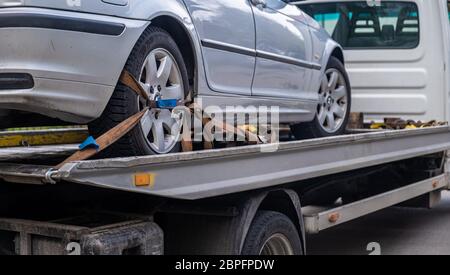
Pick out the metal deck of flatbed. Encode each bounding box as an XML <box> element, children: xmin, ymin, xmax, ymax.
<box><xmin>0</xmin><ymin>144</ymin><xmax>78</xmax><ymax>162</ymax></box>
<box><xmin>0</xmin><ymin>126</ymin><xmax>449</xmax><ymax>200</ymax></box>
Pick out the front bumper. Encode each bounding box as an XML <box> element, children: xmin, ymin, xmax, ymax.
<box><xmin>0</xmin><ymin>7</ymin><xmax>149</xmax><ymax>123</ymax></box>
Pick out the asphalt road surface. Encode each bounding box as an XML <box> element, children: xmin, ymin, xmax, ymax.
<box><xmin>306</xmin><ymin>191</ymin><xmax>450</xmax><ymax>255</ymax></box>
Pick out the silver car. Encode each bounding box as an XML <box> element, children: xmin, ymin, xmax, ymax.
<box><xmin>0</xmin><ymin>0</ymin><xmax>350</xmax><ymax>155</ymax></box>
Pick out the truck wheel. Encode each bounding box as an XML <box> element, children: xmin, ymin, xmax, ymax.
<box><xmin>291</xmin><ymin>56</ymin><xmax>351</xmax><ymax>139</ymax></box>
<box><xmin>89</xmin><ymin>26</ymin><xmax>189</xmax><ymax>157</ymax></box>
<box><xmin>241</xmin><ymin>211</ymin><xmax>302</xmax><ymax>255</ymax></box>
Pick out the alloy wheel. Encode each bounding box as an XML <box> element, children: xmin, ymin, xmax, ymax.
<box><xmin>138</xmin><ymin>48</ymin><xmax>184</xmax><ymax>154</ymax></box>
<box><xmin>317</xmin><ymin>68</ymin><xmax>349</xmax><ymax>134</ymax></box>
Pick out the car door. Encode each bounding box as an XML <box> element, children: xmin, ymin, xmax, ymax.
<box><xmin>250</xmin><ymin>0</ymin><xmax>316</xmax><ymax>100</ymax></box>
<box><xmin>182</xmin><ymin>0</ymin><xmax>256</xmax><ymax>96</ymax></box>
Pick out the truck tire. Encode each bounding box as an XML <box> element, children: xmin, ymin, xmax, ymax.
<box><xmin>89</xmin><ymin>26</ymin><xmax>189</xmax><ymax>157</ymax></box>
<box><xmin>241</xmin><ymin>211</ymin><xmax>302</xmax><ymax>255</ymax></box>
<box><xmin>291</xmin><ymin>56</ymin><xmax>351</xmax><ymax>139</ymax></box>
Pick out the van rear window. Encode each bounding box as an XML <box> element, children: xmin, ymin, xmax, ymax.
<box><xmin>298</xmin><ymin>1</ymin><xmax>420</xmax><ymax>49</ymax></box>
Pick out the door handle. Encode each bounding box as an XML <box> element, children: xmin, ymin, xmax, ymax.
<box><xmin>250</xmin><ymin>0</ymin><xmax>266</xmax><ymax>8</ymax></box>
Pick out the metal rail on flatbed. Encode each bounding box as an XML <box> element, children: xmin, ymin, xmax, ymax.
<box><xmin>303</xmin><ymin>174</ymin><xmax>448</xmax><ymax>234</ymax></box>
<box><xmin>0</xmin><ymin>144</ymin><xmax>78</xmax><ymax>162</ymax></box>
<box><xmin>0</xmin><ymin>126</ymin><xmax>449</xmax><ymax>200</ymax></box>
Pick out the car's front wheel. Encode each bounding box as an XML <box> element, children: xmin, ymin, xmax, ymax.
<box><xmin>89</xmin><ymin>27</ymin><xmax>189</xmax><ymax>157</ymax></box>
<box><xmin>291</xmin><ymin>56</ymin><xmax>351</xmax><ymax>139</ymax></box>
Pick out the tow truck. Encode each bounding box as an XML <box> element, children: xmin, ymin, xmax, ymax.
<box><xmin>1</xmin><ymin>0</ymin><xmax>450</xmax><ymax>255</ymax></box>
<box><xmin>0</xmin><ymin>124</ymin><xmax>449</xmax><ymax>255</ymax></box>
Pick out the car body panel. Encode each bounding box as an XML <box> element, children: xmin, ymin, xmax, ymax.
<box><xmin>0</xmin><ymin>0</ymin><xmax>343</xmax><ymax>126</ymax></box>
<box><xmin>308</xmin><ymin>26</ymin><xmax>343</xmax><ymax>95</ymax></box>
<box><xmin>0</xmin><ymin>7</ymin><xmax>149</xmax><ymax>122</ymax></box>
<box><xmin>0</xmin><ymin>0</ymin><xmax>191</xmax><ymax>21</ymax></box>
<box><xmin>198</xmin><ymin>94</ymin><xmax>315</xmax><ymax>123</ymax></box>
<box><xmin>252</xmin><ymin>0</ymin><xmax>318</xmax><ymax>101</ymax></box>
<box><xmin>182</xmin><ymin>0</ymin><xmax>256</xmax><ymax>96</ymax></box>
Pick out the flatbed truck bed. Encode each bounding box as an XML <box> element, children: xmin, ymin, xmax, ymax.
<box><xmin>0</xmin><ymin>126</ymin><xmax>449</xmax><ymax>255</ymax></box>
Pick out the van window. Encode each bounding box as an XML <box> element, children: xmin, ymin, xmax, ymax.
<box><xmin>448</xmin><ymin>1</ymin><xmax>450</xmax><ymax>21</ymax></box>
<box><xmin>299</xmin><ymin>1</ymin><xmax>420</xmax><ymax>49</ymax></box>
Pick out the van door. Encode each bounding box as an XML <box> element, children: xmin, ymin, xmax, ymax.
<box><xmin>182</xmin><ymin>0</ymin><xmax>256</xmax><ymax>96</ymax></box>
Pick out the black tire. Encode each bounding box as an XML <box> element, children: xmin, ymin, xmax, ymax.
<box><xmin>241</xmin><ymin>211</ymin><xmax>303</xmax><ymax>255</ymax></box>
<box><xmin>89</xmin><ymin>26</ymin><xmax>189</xmax><ymax>157</ymax></box>
<box><xmin>291</xmin><ymin>56</ymin><xmax>351</xmax><ymax>139</ymax></box>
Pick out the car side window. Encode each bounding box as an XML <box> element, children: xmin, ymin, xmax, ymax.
<box><xmin>299</xmin><ymin>1</ymin><xmax>420</xmax><ymax>50</ymax></box>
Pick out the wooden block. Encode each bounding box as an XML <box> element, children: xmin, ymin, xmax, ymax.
<box><xmin>348</xmin><ymin>112</ymin><xmax>364</xmax><ymax>129</ymax></box>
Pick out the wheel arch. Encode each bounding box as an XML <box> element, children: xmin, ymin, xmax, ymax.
<box><xmin>158</xmin><ymin>189</ymin><xmax>306</xmax><ymax>255</ymax></box>
<box><xmin>331</xmin><ymin>47</ymin><xmax>345</xmax><ymax>65</ymax></box>
<box><xmin>321</xmin><ymin>38</ymin><xmax>345</xmax><ymax>70</ymax></box>
<box><xmin>240</xmin><ymin>189</ymin><xmax>306</xmax><ymax>255</ymax></box>
<box><xmin>116</xmin><ymin>12</ymin><xmax>200</xmax><ymax>101</ymax></box>
<box><xmin>150</xmin><ymin>15</ymin><xmax>197</xmax><ymax>93</ymax></box>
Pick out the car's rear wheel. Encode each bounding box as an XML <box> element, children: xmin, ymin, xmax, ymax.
<box><xmin>291</xmin><ymin>56</ymin><xmax>351</xmax><ymax>139</ymax></box>
<box><xmin>89</xmin><ymin>27</ymin><xmax>189</xmax><ymax>157</ymax></box>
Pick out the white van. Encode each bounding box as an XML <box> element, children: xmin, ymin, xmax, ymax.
<box><xmin>295</xmin><ymin>0</ymin><xmax>450</xmax><ymax>123</ymax></box>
